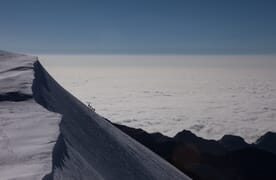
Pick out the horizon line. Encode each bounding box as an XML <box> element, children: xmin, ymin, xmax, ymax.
<box><xmin>2</xmin><ymin>49</ymin><xmax>276</xmax><ymax>56</ymax></box>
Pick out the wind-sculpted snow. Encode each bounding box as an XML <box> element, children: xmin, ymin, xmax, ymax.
<box><xmin>0</xmin><ymin>51</ymin><xmax>190</xmax><ymax>180</ymax></box>
<box><xmin>0</xmin><ymin>51</ymin><xmax>61</xmax><ymax>179</ymax></box>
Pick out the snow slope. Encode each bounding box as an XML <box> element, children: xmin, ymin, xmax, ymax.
<box><xmin>0</xmin><ymin>51</ymin><xmax>60</xmax><ymax>180</ymax></box>
<box><xmin>0</xmin><ymin>51</ymin><xmax>190</xmax><ymax>180</ymax></box>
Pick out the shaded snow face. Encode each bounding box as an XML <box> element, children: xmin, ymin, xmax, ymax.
<box><xmin>0</xmin><ymin>51</ymin><xmax>61</xmax><ymax>179</ymax></box>
<box><xmin>34</xmin><ymin>59</ymin><xmax>190</xmax><ymax>180</ymax></box>
<box><xmin>41</xmin><ymin>55</ymin><xmax>276</xmax><ymax>143</ymax></box>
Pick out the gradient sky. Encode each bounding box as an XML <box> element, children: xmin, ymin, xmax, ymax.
<box><xmin>1</xmin><ymin>0</ymin><xmax>276</xmax><ymax>54</ymax></box>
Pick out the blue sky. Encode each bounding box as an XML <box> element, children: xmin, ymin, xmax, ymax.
<box><xmin>1</xmin><ymin>0</ymin><xmax>276</xmax><ymax>54</ymax></box>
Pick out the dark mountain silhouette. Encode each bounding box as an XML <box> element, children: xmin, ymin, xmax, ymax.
<box><xmin>219</xmin><ymin>134</ymin><xmax>250</xmax><ymax>151</ymax></box>
<box><xmin>114</xmin><ymin>123</ymin><xmax>276</xmax><ymax>180</ymax></box>
<box><xmin>255</xmin><ymin>131</ymin><xmax>276</xmax><ymax>154</ymax></box>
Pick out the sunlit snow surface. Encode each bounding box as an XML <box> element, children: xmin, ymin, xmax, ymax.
<box><xmin>40</xmin><ymin>55</ymin><xmax>276</xmax><ymax>143</ymax></box>
<box><xmin>0</xmin><ymin>52</ymin><xmax>60</xmax><ymax>179</ymax></box>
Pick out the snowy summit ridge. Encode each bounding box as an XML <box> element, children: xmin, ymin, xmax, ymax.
<box><xmin>0</xmin><ymin>51</ymin><xmax>190</xmax><ymax>180</ymax></box>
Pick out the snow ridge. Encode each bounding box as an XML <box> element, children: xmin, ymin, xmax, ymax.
<box><xmin>0</xmin><ymin>51</ymin><xmax>191</xmax><ymax>180</ymax></box>
<box><xmin>32</xmin><ymin>59</ymin><xmax>190</xmax><ymax>180</ymax></box>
